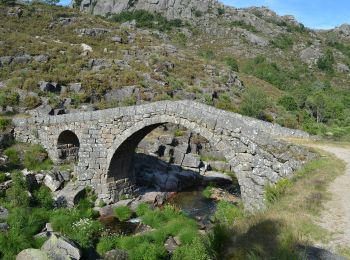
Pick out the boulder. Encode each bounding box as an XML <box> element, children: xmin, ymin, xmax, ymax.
<box><xmin>0</xmin><ymin>206</ymin><xmax>9</xmax><ymax>220</ymax></box>
<box><xmin>300</xmin><ymin>46</ymin><xmax>322</xmax><ymax>65</ymax></box>
<box><xmin>12</xmin><ymin>55</ymin><xmax>32</xmax><ymax>65</ymax></box>
<box><xmin>0</xmin><ymin>132</ymin><xmax>14</xmax><ymax>149</ymax></box>
<box><xmin>336</xmin><ymin>63</ymin><xmax>350</xmax><ymax>73</ymax></box>
<box><xmin>81</xmin><ymin>43</ymin><xmax>92</xmax><ymax>52</ymax></box>
<box><xmin>54</xmin><ymin>183</ymin><xmax>86</xmax><ymax>208</ymax></box>
<box><xmin>243</xmin><ymin>32</ymin><xmax>269</xmax><ymax>46</ymax></box>
<box><xmin>111</xmin><ymin>36</ymin><xmax>123</xmax><ymax>43</ymax></box>
<box><xmin>104</xmin><ymin>249</ymin><xmax>128</xmax><ymax>260</ymax></box>
<box><xmin>182</xmin><ymin>154</ymin><xmax>201</xmax><ymax>168</ymax></box>
<box><xmin>88</xmin><ymin>59</ymin><xmax>112</xmax><ymax>71</ymax></box>
<box><xmin>39</xmin><ymin>81</ymin><xmax>61</xmax><ymax>93</ymax></box>
<box><xmin>208</xmin><ymin>161</ymin><xmax>231</xmax><ymax>173</ymax></box>
<box><xmin>164</xmin><ymin>237</ymin><xmax>178</xmax><ymax>253</ymax></box>
<box><xmin>33</xmin><ymin>55</ymin><xmax>49</xmax><ymax>63</ymax></box>
<box><xmin>99</xmin><ymin>199</ymin><xmax>133</xmax><ymax>217</ymax></box>
<box><xmin>44</xmin><ymin>172</ymin><xmax>64</xmax><ymax>192</ymax></box>
<box><xmin>68</xmin><ymin>83</ymin><xmax>82</xmax><ymax>93</ymax></box>
<box><xmin>75</xmin><ymin>28</ymin><xmax>111</xmax><ymax>37</ymax></box>
<box><xmin>0</xmin><ymin>56</ymin><xmax>13</xmax><ymax>66</ymax></box>
<box><xmin>105</xmin><ymin>86</ymin><xmax>139</xmax><ymax>102</ymax></box>
<box><xmin>0</xmin><ymin>222</ymin><xmax>9</xmax><ymax>232</ymax></box>
<box><xmin>41</xmin><ymin>234</ymin><xmax>82</xmax><ymax>260</ymax></box>
<box><xmin>16</xmin><ymin>249</ymin><xmax>49</xmax><ymax>260</ymax></box>
<box><xmin>7</xmin><ymin>7</ymin><xmax>23</xmax><ymax>17</ymax></box>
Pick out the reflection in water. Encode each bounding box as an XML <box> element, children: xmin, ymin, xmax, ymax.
<box><xmin>168</xmin><ymin>190</ymin><xmax>217</xmax><ymax>224</ymax></box>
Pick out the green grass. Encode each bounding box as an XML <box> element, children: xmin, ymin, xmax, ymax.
<box><xmin>114</xmin><ymin>206</ymin><xmax>132</xmax><ymax>221</ymax></box>
<box><xmin>224</xmin><ymin>150</ymin><xmax>346</xmax><ymax>258</ymax></box>
<box><xmin>202</xmin><ymin>186</ymin><xmax>213</xmax><ymax>199</ymax></box>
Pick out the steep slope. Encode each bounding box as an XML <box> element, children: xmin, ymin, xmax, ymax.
<box><xmin>0</xmin><ymin>2</ymin><xmax>349</xmax><ymax>140</ymax></box>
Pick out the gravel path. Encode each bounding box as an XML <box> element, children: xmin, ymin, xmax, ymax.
<box><xmin>310</xmin><ymin>144</ymin><xmax>350</xmax><ymax>250</ymax></box>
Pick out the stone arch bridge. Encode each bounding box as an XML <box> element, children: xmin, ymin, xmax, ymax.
<box><xmin>13</xmin><ymin>100</ymin><xmax>312</xmax><ymax>211</ymax></box>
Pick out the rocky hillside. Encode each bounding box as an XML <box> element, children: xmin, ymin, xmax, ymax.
<box><xmin>0</xmin><ymin>2</ymin><xmax>349</xmax><ymax>139</ymax></box>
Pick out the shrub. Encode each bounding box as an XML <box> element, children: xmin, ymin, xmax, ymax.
<box><xmin>194</xmin><ymin>10</ymin><xmax>203</xmax><ymax>17</ymax></box>
<box><xmin>231</xmin><ymin>20</ymin><xmax>257</xmax><ymax>32</ymax></box>
<box><xmin>240</xmin><ymin>88</ymin><xmax>268</xmax><ymax>118</ymax></box>
<box><xmin>110</xmin><ymin>10</ymin><xmax>182</xmax><ymax>32</ymax></box>
<box><xmin>198</xmin><ymin>49</ymin><xmax>215</xmax><ymax>60</ymax></box>
<box><xmin>71</xmin><ymin>218</ymin><xmax>103</xmax><ymax>249</ymax></box>
<box><xmin>225</xmin><ymin>57</ymin><xmax>239</xmax><ymax>72</ymax></box>
<box><xmin>4</xmin><ymin>147</ymin><xmax>20</xmax><ymax>168</ymax></box>
<box><xmin>213</xmin><ymin>201</ymin><xmax>243</xmax><ymax>226</ymax></box>
<box><xmin>22</xmin><ymin>78</ymin><xmax>38</xmax><ymax>91</ymax></box>
<box><xmin>24</xmin><ymin>144</ymin><xmax>52</xmax><ymax>171</ymax></box>
<box><xmin>278</xmin><ymin>95</ymin><xmax>298</xmax><ymax>111</ymax></box>
<box><xmin>172</xmin><ymin>236</ymin><xmax>210</xmax><ymax>260</ymax></box>
<box><xmin>317</xmin><ymin>49</ymin><xmax>335</xmax><ymax>73</ymax></box>
<box><xmin>217</xmin><ymin>7</ymin><xmax>225</xmax><ymax>15</ymax></box>
<box><xmin>215</xmin><ymin>93</ymin><xmax>237</xmax><ymax>112</ymax></box>
<box><xmin>0</xmin><ymin>90</ymin><xmax>19</xmax><ymax>108</ymax></box>
<box><xmin>23</xmin><ymin>95</ymin><xmax>41</xmax><ymax>109</ymax></box>
<box><xmin>202</xmin><ymin>186</ymin><xmax>213</xmax><ymax>199</ymax></box>
<box><xmin>96</xmin><ymin>235</ymin><xmax>119</xmax><ymax>256</ymax></box>
<box><xmin>33</xmin><ymin>186</ymin><xmax>54</xmax><ymax>209</ymax></box>
<box><xmin>114</xmin><ymin>206</ymin><xmax>132</xmax><ymax>221</ymax></box>
<box><xmin>6</xmin><ymin>172</ymin><xmax>30</xmax><ymax>207</ymax></box>
<box><xmin>265</xmin><ymin>178</ymin><xmax>293</xmax><ymax>204</ymax></box>
<box><xmin>0</xmin><ymin>118</ymin><xmax>11</xmax><ymax>131</ymax></box>
<box><xmin>271</xmin><ymin>35</ymin><xmax>294</xmax><ymax>49</ymax></box>
<box><xmin>0</xmin><ymin>172</ymin><xmax>6</xmax><ymax>183</ymax></box>
<box><xmin>135</xmin><ymin>202</ymin><xmax>150</xmax><ymax>217</ymax></box>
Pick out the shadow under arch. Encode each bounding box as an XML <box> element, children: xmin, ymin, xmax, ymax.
<box><xmin>107</xmin><ymin>115</ymin><xmax>233</xmax><ymax>184</ymax></box>
<box><xmin>57</xmin><ymin>130</ymin><xmax>80</xmax><ymax>163</ymax></box>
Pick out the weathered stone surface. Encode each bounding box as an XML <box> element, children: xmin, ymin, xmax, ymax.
<box><xmin>202</xmin><ymin>171</ymin><xmax>232</xmax><ymax>185</ymax></box>
<box><xmin>0</xmin><ymin>222</ymin><xmax>9</xmax><ymax>232</ymax></box>
<box><xmin>182</xmin><ymin>153</ymin><xmax>201</xmax><ymax>168</ymax></box>
<box><xmin>164</xmin><ymin>237</ymin><xmax>178</xmax><ymax>253</ymax></box>
<box><xmin>75</xmin><ymin>28</ymin><xmax>111</xmax><ymax>36</ymax></box>
<box><xmin>104</xmin><ymin>249</ymin><xmax>128</xmax><ymax>260</ymax></box>
<box><xmin>0</xmin><ymin>206</ymin><xmax>9</xmax><ymax>220</ymax></box>
<box><xmin>41</xmin><ymin>234</ymin><xmax>81</xmax><ymax>260</ymax></box>
<box><xmin>54</xmin><ymin>183</ymin><xmax>86</xmax><ymax>208</ymax></box>
<box><xmin>16</xmin><ymin>249</ymin><xmax>49</xmax><ymax>260</ymax></box>
<box><xmin>44</xmin><ymin>172</ymin><xmax>64</xmax><ymax>192</ymax></box>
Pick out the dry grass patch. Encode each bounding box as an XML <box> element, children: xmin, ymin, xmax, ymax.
<box><xmin>225</xmin><ymin>151</ymin><xmax>345</xmax><ymax>259</ymax></box>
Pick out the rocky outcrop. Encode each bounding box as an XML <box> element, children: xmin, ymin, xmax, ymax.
<box><xmin>16</xmin><ymin>249</ymin><xmax>49</xmax><ymax>260</ymax></box>
<box><xmin>80</xmin><ymin>0</ymin><xmax>219</xmax><ymax>20</ymax></box>
<box><xmin>41</xmin><ymin>234</ymin><xmax>82</xmax><ymax>260</ymax></box>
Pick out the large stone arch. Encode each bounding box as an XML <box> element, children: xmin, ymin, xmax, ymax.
<box><xmin>106</xmin><ymin>114</ymin><xmax>238</xmax><ymax>202</ymax></box>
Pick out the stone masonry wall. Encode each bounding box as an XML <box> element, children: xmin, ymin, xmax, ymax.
<box><xmin>13</xmin><ymin>100</ymin><xmax>314</xmax><ymax>212</ymax></box>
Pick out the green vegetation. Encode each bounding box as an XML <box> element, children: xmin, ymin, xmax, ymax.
<box><xmin>240</xmin><ymin>87</ymin><xmax>269</xmax><ymax>118</ymax></box>
<box><xmin>213</xmin><ymin>201</ymin><xmax>244</xmax><ymax>226</ymax></box>
<box><xmin>198</xmin><ymin>48</ymin><xmax>215</xmax><ymax>60</ymax></box>
<box><xmin>202</xmin><ymin>185</ymin><xmax>213</xmax><ymax>198</ymax></box>
<box><xmin>317</xmin><ymin>49</ymin><xmax>335</xmax><ymax>73</ymax></box>
<box><xmin>231</xmin><ymin>20</ymin><xmax>257</xmax><ymax>32</ymax></box>
<box><xmin>270</xmin><ymin>34</ymin><xmax>294</xmax><ymax>49</ymax></box>
<box><xmin>114</xmin><ymin>205</ymin><xmax>132</xmax><ymax>221</ymax></box>
<box><xmin>110</xmin><ymin>10</ymin><xmax>183</xmax><ymax>32</ymax></box>
<box><xmin>278</xmin><ymin>95</ymin><xmax>298</xmax><ymax>111</ymax></box>
<box><xmin>0</xmin><ymin>118</ymin><xmax>11</xmax><ymax>131</ymax></box>
<box><xmin>225</xmin><ymin>57</ymin><xmax>239</xmax><ymax>72</ymax></box>
<box><xmin>23</xmin><ymin>144</ymin><xmax>53</xmax><ymax>171</ymax></box>
<box><xmin>265</xmin><ymin>178</ymin><xmax>293</xmax><ymax>204</ymax></box>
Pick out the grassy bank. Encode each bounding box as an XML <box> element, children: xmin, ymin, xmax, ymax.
<box><xmin>224</xmin><ymin>149</ymin><xmax>348</xmax><ymax>259</ymax></box>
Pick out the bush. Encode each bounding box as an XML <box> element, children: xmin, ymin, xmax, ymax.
<box><xmin>0</xmin><ymin>172</ymin><xmax>6</xmax><ymax>183</ymax></box>
<box><xmin>213</xmin><ymin>201</ymin><xmax>243</xmax><ymax>226</ymax></box>
<box><xmin>172</xmin><ymin>236</ymin><xmax>210</xmax><ymax>260</ymax></box>
<box><xmin>198</xmin><ymin>49</ymin><xmax>215</xmax><ymax>60</ymax></box>
<box><xmin>135</xmin><ymin>203</ymin><xmax>150</xmax><ymax>217</ymax></box>
<box><xmin>265</xmin><ymin>178</ymin><xmax>293</xmax><ymax>204</ymax></box>
<box><xmin>271</xmin><ymin>35</ymin><xmax>294</xmax><ymax>49</ymax></box>
<box><xmin>0</xmin><ymin>118</ymin><xmax>11</xmax><ymax>131</ymax></box>
<box><xmin>240</xmin><ymin>88</ymin><xmax>268</xmax><ymax>118</ymax></box>
<box><xmin>0</xmin><ymin>90</ymin><xmax>19</xmax><ymax>108</ymax></box>
<box><xmin>4</xmin><ymin>147</ymin><xmax>20</xmax><ymax>168</ymax></box>
<box><xmin>217</xmin><ymin>7</ymin><xmax>225</xmax><ymax>15</ymax></box>
<box><xmin>24</xmin><ymin>144</ymin><xmax>52</xmax><ymax>171</ymax></box>
<box><xmin>225</xmin><ymin>57</ymin><xmax>239</xmax><ymax>72</ymax></box>
<box><xmin>278</xmin><ymin>95</ymin><xmax>298</xmax><ymax>111</ymax></box>
<box><xmin>110</xmin><ymin>10</ymin><xmax>182</xmax><ymax>32</ymax></box>
<box><xmin>71</xmin><ymin>218</ymin><xmax>103</xmax><ymax>249</ymax></box>
<box><xmin>23</xmin><ymin>95</ymin><xmax>41</xmax><ymax>109</ymax></box>
<box><xmin>33</xmin><ymin>186</ymin><xmax>54</xmax><ymax>209</ymax></box>
<box><xmin>202</xmin><ymin>186</ymin><xmax>213</xmax><ymax>199</ymax></box>
<box><xmin>96</xmin><ymin>235</ymin><xmax>119</xmax><ymax>256</ymax></box>
<box><xmin>317</xmin><ymin>49</ymin><xmax>335</xmax><ymax>73</ymax></box>
<box><xmin>6</xmin><ymin>172</ymin><xmax>30</xmax><ymax>207</ymax></box>
<box><xmin>114</xmin><ymin>206</ymin><xmax>132</xmax><ymax>221</ymax></box>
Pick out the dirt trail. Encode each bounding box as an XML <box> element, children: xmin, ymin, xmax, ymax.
<box><xmin>309</xmin><ymin>144</ymin><xmax>350</xmax><ymax>249</ymax></box>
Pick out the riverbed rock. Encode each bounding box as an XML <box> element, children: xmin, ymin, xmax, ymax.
<box><xmin>99</xmin><ymin>199</ymin><xmax>133</xmax><ymax>217</ymax></box>
<box><xmin>54</xmin><ymin>182</ymin><xmax>86</xmax><ymax>208</ymax></box>
<box><xmin>41</xmin><ymin>234</ymin><xmax>82</xmax><ymax>260</ymax></box>
<box><xmin>104</xmin><ymin>249</ymin><xmax>128</xmax><ymax>260</ymax></box>
<box><xmin>16</xmin><ymin>249</ymin><xmax>49</xmax><ymax>260</ymax></box>
<box><xmin>164</xmin><ymin>236</ymin><xmax>178</xmax><ymax>253</ymax></box>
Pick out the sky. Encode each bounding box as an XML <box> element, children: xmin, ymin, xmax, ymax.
<box><xmin>221</xmin><ymin>0</ymin><xmax>350</xmax><ymax>29</ymax></box>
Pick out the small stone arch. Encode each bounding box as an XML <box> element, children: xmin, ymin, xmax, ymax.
<box><xmin>57</xmin><ymin>130</ymin><xmax>80</xmax><ymax>163</ymax></box>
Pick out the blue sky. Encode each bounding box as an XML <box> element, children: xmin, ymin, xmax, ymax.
<box><xmin>221</xmin><ymin>0</ymin><xmax>350</xmax><ymax>29</ymax></box>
